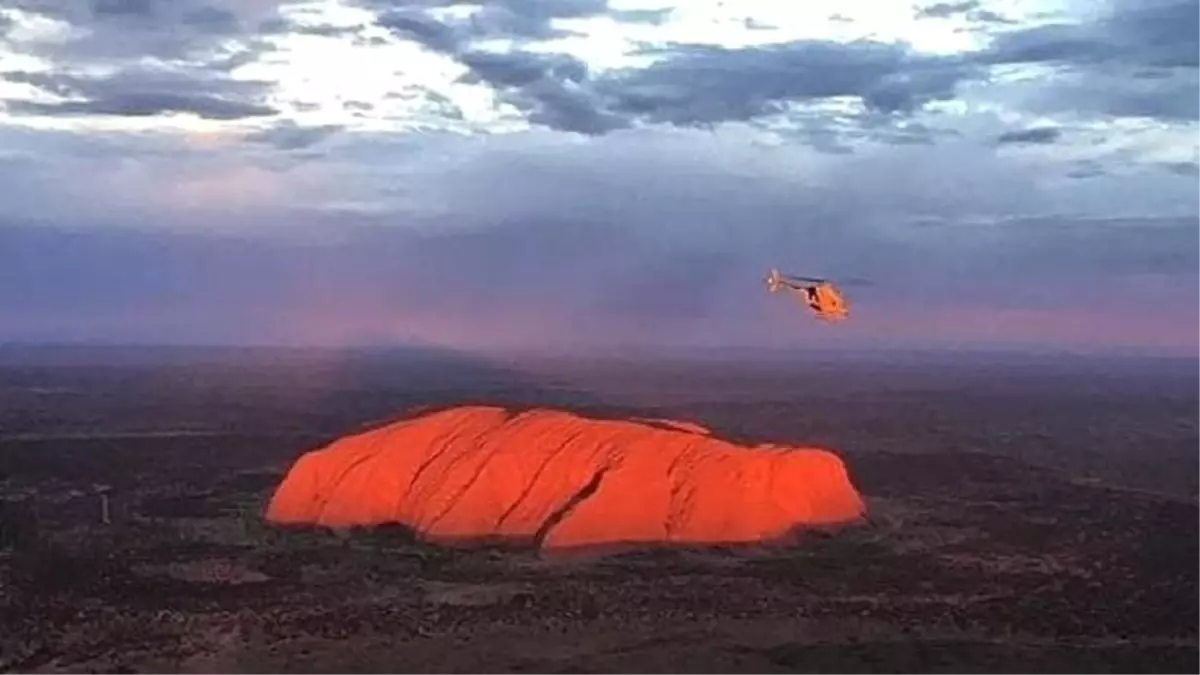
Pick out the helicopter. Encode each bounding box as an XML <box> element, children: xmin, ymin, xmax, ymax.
<box><xmin>765</xmin><ymin>268</ymin><xmax>850</xmax><ymax>322</ymax></box>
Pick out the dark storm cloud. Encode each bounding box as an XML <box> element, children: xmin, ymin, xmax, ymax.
<box><xmin>368</xmin><ymin>0</ymin><xmax>668</xmax><ymax>55</ymax></box>
<box><xmin>459</xmin><ymin>50</ymin><xmax>588</xmax><ymax>87</ymax></box>
<box><xmin>363</xmin><ymin>0</ymin><xmax>984</xmax><ymax>134</ymax></box>
<box><xmin>455</xmin><ymin>50</ymin><xmax>627</xmax><ymax>134</ymax></box>
<box><xmin>382</xmin><ymin>87</ymin><xmax>463</xmax><ymax>118</ymax></box>
<box><xmin>915</xmin><ymin>1</ymin><xmax>980</xmax><ymax>19</ymax></box>
<box><xmin>967</xmin><ymin>0</ymin><xmax>1198</xmax><ymax>122</ymax></box>
<box><xmin>367</xmin><ymin>0</ymin><xmax>568</xmax><ymax>53</ymax></box>
<box><xmin>291</xmin><ymin>22</ymin><xmax>365</xmax><ymax>37</ymax></box>
<box><xmin>90</xmin><ymin>1</ymin><xmax>244</xmax><ymax>35</ymax></box>
<box><xmin>2</xmin><ymin>1</ymin><xmax>284</xmax><ymax>63</ymax></box>
<box><xmin>376</xmin><ymin>10</ymin><xmax>461</xmax><ymax>52</ymax></box>
<box><xmin>913</xmin><ymin>1</ymin><xmax>1014</xmax><ymax>24</ymax></box>
<box><xmin>1</xmin><ymin>1</ymin><xmax>287</xmax><ymax>123</ymax></box>
<box><xmin>609</xmin><ymin>8</ymin><xmax>672</xmax><ymax>25</ymax></box>
<box><xmin>597</xmin><ymin>41</ymin><xmax>978</xmax><ymax>125</ymax></box>
<box><xmin>2</xmin><ymin>67</ymin><xmax>277</xmax><ymax>120</ymax></box>
<box><xmin>1051</xmin><ymin>0</ymin><xmax>1200</xmax><ymax>67</ymax></box>
<box><xmin>996</xmin><ymin>126</ymin><xmax>1061</xmax><ymax>144</ymax></box>
<box><xmin>363</xmin><ymin>0</ymin><xmax>761</xmax><ymax>134</ymax></box>
<box><xmin>6</xmin><ymin>95</ymin><xmax>275</xmax><ymax>120</ymax></box>
<box><xmin>981</xmin><ymin>25</ymin><xmax>1101</xmax><ymax>65</ymax></box>
<box><xmin>459</xmin><ymin>0</ymin><xmax>606</xmax><ymax>41</ymax></box>
<box><xmin>519</xmin><ymin>83</ymin><xmax>627</xmax><ymax>134</ymax></box>
<box><xmin>980</xmin><ymin>0</ymin><xmax>1198</xmax><ymax>69</ymax></box>
<box><xmin>356</xmin><ymin>0</ymin><xmax>1197</xmax><ymax>136</ymax></box>
<box><xmin>366</xmin><ymin>0</ymin><xmax>608</xmax><ymax>49</ymax></box>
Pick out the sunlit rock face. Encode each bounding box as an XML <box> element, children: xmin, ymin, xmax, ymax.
<box><xmin>265</xmin><ymin>406</ymin><xmax>866</xmax><ymax>553</ymax></box>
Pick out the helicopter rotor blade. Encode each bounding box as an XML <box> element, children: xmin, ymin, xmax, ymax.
<box><xmin>780</xmin><ymin>274</ymin><xmax>827</xmax><ymax>284</ymax></box>
<box><xmin>777</xmin><ymin>272</ymin><xmax>876</xmax><ymax>288</ymax></box>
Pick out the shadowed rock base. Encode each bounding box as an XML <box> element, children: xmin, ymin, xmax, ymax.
<box><xmin>265</xmin><ymin>406</ymin><xmax>866</xmax><ymax>553</ymax></box>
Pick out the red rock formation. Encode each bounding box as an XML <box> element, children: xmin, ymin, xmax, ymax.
<box><xmin>265</xmin><ymin>406</ymin><xmax>865</xmax><ymax>552</ymax></box>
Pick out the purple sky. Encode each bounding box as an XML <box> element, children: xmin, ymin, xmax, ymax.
<box><xmin>0</xmin><ymin>0</ymin><xmax>1196</xmax><ymax>356</ymax></box>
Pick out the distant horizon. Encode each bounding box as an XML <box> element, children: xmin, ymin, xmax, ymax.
<box><xmin>1</xmin><ymin>338</ymin><xmax>1194</xmax><ymax>366</ymax></box>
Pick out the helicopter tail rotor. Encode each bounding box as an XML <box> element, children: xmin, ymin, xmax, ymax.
<box><xmin>765</xmin><ymin>268</ymin><xmax>783</xmax><ymax>292</ymax></box>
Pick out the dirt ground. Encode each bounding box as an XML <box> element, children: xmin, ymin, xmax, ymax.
<box><xmin>1</xmin><ymin>347</ymin><xmax>1196</xmax><ymax>673</ymax></box>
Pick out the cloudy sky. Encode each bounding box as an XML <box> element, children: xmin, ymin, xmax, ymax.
<box><xmin>0</xmin><ymin>0</ymin><xmax>1196</xmax><ymax>355</ymax></box>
